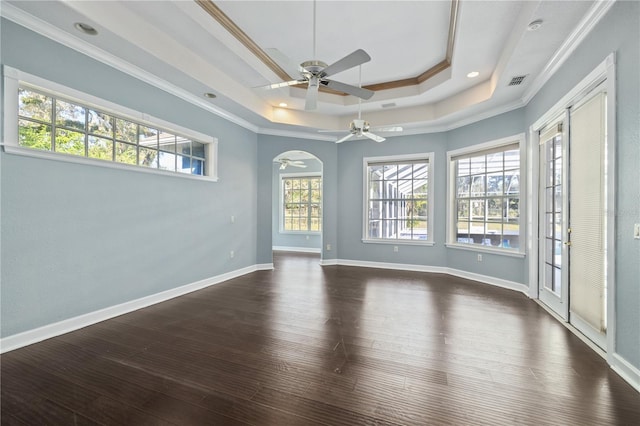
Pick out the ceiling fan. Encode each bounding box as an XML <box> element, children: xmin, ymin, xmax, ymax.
<box><xmin>259</xmin><ymin>1</ymin><xmax>374</xmax><ymax>110</ymax></box>
<box><xmin>320</xmin><ymin>67</ymin><xmax>403</xmax><ymax>143</ymax></box>
<box><xmin>275</xmin><ymin>158</ymin><xmax>307</xmax><ymax>170</ymax></box>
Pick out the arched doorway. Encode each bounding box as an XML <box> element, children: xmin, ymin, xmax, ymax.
<box><xmin>271</xmin><ymin>151</ymin><xmax>323</xmax><ymax>258</ymax></box>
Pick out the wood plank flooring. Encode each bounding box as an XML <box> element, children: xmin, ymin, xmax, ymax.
<box><xmin>2</xmin><ymin>251</ymin><xmax>639</xmax><ymax>425</ymax></box>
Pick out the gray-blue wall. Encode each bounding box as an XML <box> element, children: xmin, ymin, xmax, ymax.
<box><xmin>271</xmin><ymin>157</ymin><xmax>322</xmax><ymax>251</ymax></box>
<box><xmin>1</xmin><ymin>19</ymin><xmax>259</xmax><ymax>337</ymax></box>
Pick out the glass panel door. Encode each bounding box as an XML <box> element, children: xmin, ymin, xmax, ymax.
<box><xmin>538</xmin><ymin>122</ymin><xmax>569</xmax><ymax>320</ymax></box>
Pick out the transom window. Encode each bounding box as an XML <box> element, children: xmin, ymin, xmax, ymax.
<box><xmin>448</xmin><ymin>137</ymin><xmax>522</xmax><ymax>251</ymax></box>
<box><xmin>364</xmin><ymin>153</ymin><xmax>434</xmax><ymax>243</ymax></box>
<box><xmin>281</xmin><ymin>175</ymin><xmax>322</xmax><ymax>232</ymax></box>
<box><xmin>17</xmin><ymin>87</ymin><xmax>207</xmax><ymax>176</ymax></box>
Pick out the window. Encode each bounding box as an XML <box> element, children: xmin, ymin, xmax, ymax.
<box><xmin>3</xmin><ymin>67</ymin><xmax>216</xmax><ymax>180</ymax></box>
<box><xmin>17</xmin><ymin>88</ymin><xmax>207</xmax><ymax>175</ymax></box>
<box><xmin>281</xmin><ymin>175</ymin><xmax>322</xmax><ymax>232</ymax></box>
<box><xmin>364</xmin><ymin>153</ymin><xmax>434</xmax><ymax>243</ymax></box>
<box><xmin>447</xmin><ymin>135</ymin><xmax>523</xmax><ymax>252</ymax></box>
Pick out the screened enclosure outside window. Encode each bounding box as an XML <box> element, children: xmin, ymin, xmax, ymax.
<box><xmin>365</xmin><ymin>155</ymin><xmax>432</xmax><ymax>242</ymax></box>
<box><xmin>452</xmin><ymin>143</ymin><xmax>521</xmax><ymax>250</ymax></box>
<box><xmin>282</xmin><ymin>176</ymin><xmax>322</xmax><ymax>232</ymax></box>
<box><xmin>18</xmin><ymin>87</ymin><xmax>207</xmax><ymax>176</ymax></box>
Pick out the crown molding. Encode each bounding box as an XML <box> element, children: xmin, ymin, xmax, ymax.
<box><xmin>521</xmin><ymin>0</ymin><xmax>616</xmax><ymax>104</ymax></box>
<box><xmin>0</xmin><ymin>2</ymin><xmax>260</xmax><ymax>133</ymax></box>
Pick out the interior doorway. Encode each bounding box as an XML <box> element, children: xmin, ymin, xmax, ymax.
<box><xmin>272</xmin><ymin>151</ymin><xmax>323</xmax><ymax>258</ymax></box>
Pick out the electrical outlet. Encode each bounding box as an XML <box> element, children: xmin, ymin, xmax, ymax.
<box><xmin>306</xmin><ymin>235</ymin><xmax>310</xmax><ymax>240</ymax></box>
<box><xmin>230</xmin><ymin>250</ymin><xmax>234</xmax><ymax>258</ymax></box>
<box><xmin>477</xmin><ymin>254</ymin><xmax>483</xmax><ymax>262</ymax></box>
<box><xmin>393</xmin><ymin>246</ymin><xmax>399</xmax><ymax>252</ymax></box>
<box><xmin>326</xmin><ymin>244</ymin><xmax>331</xmax><ymax>251</ymax></box>
<box><xmin>231</xmin><ymin>215</ymin><xmax>235</xmax><ymax>224</ymax></box>
<box><xmin>635</xmin><ymin>223</ymin><xmax>640</xmax><ymax>239</ymax></box>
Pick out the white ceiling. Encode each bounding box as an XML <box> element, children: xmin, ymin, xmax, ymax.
<box><xmin>3</xmin><ymin>0</ymin><xmax>600</xmax><ymax>138</ymax></box>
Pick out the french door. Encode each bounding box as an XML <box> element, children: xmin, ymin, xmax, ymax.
<box><xmin>537</xmin><ymin>89</ymin><xmax>608</xmax><ymax>349</ymax></box>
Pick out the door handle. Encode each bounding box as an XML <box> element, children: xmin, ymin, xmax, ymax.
<box><xmin>564</xmin><ymin>241</ymin><xmax>571</xmax><ymax>246</ymax></box>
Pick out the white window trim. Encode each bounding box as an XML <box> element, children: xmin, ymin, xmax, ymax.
<box><xmin>2</xmin><ymin>65</ymin><xmax>218</xmax><ymax>181</ymax></box>
<box><xmin>362</xmin><ymin>152</ymin><xmax>435</xmax><ymax>245</ymax></box>
<box><xmin>279</xmin><ymin>172</ymin><xmax>323</xmax><ymax>235</ymax></box>
<box><xmin>445</xmin><ymin>133</ymin><xmax>526</xmax><ymax>256</ymax></box>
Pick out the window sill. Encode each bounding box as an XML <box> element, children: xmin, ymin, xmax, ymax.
<box><xmin>445</xmin><ymin>243</ymin><xmax>526</xmax><ymax>258</ymax></box>
<box><xmin>279</xmin><ymin>231</ymin><xmax>322</xmax><ymax>235</ymax></box>
<box><xmin>2</xmin><ymin>145</ymin><xmax>219</xmax><ymax>182</ymax></box>
<box><xmin>362</xmin><ymin>239</ymin><xmax>435</xmax><ymax>247</ymax></box>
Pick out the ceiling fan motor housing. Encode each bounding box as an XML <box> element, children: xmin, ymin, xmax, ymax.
<box><xmin>351</xmin><ymin>119</ymin><xmax>370</xmax><ymax>132</ymax></box>
<box><xmin>301</xmin><ymin>60</ymin><xmax>328</xmax><ymax>76</ymax></box>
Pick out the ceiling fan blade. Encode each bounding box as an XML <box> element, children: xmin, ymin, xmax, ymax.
<box><xmin>317</xmin><ymin>129</ymin><xmax>344</xmax><ymax>134</ymax></box>
<box><xmin>264</xmin><ymin>48</ymin><xmax>304</xmax><ymax>77</ymax></box>
<box><xmin>323</xmin><ymin>80</ymin><xmax>374</xmax><ymax>100</ymax></box>
<box><xmin>305</xmin><ymin>78</ymin><xmax>319</xmax><ymax>110</ymax></box>
<box><xmin>335</xmin><ymin>133</ymin><xmax>355</xmax><ymax>144</ymax></box>
<box><xmin>362</xmin><ymin>132</ymin><xmax>385</xmax><ymax>143</ymax></box>
<box><xmin>255</xmin><ymin>79</ymin><xmax>306</xmax><ymax>90</ymax></box>
<box><xmin>321</xmin><ymin>49</ymin><xmax>371</xmax><ymax>77</ymax></box>
<box><xmin>372</xmin><ymin>126</ymin><xmax>404</xmax><ymax>132</ymax></box>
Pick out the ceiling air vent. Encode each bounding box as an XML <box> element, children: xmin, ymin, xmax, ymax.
<box><xmin>381</xmin><ymin>102</ymin><xmax>397</xmax><ymax>108</ymax></box>
<box><xmin>508</xmin><ymin>75</ymin><xmax>528</xmax><ymax>86</ymax></box>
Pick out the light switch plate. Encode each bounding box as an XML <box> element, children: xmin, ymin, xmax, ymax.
<box><xmin>634</xmin><ymin>223</ymin><xmax>640</xmax><ymax>239</ymax></box>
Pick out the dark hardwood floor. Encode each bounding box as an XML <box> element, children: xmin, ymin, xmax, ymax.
<box><xmin>2</xmin><ymin>251</ymin><xmax>639</xmax><ymax>425</ymax></box>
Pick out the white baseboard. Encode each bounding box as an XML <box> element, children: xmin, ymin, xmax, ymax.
<box><xmin>324</xmin><ymin>259</ymin><xmax>528</xmax><ymax>295</ymax></box>
<box><xmin>445</xmin><ymin>268</ymin><xmax>529</xmax><ymax>295</ymax></box>
<box><xmin>611</xmin><ymin>353</ymin><xmax>640</xmax><ymax>393</ymax></box>
<box><xmin>319</xmin><ymin>258</ymin><xmax>338</xmax><ymax>266</ymax></box>
<box><xmin>334</xmin><ymin>258</ymin><xmax>448</xmax><ymax>274</ymax></box>
<box><xmin>273</xmin><ymin>246</ymin><xmax>321</xmax><ymax>254</ymax></box>
<box><xmin>0</xmin><ymin>263</ymin><xmax>267</xmax><ymax>354</ymax></box>
<box><xmin>256</xmin><ymin>263</ymin><xmax>275</xmax><ymax>270</ymax></box>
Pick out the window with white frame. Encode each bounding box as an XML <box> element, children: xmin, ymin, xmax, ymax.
<box><xmin>447</xmin><ymin>136</ymin><xmax>523</xmax><ymax>252</ymax></box>
<box><xmin>364</xmin><ymin>153</ymin><xmax>434</xmax><ymax>243</ymax></box>
<box><xmin>3</xmin><ymin>67</ymin><xmax>216</xmax><ymax>179</ymax></box>
<box><xmin>281</xmin><ymin>175</ymin><xmax>322</xmax><ymax>232</ymax></box>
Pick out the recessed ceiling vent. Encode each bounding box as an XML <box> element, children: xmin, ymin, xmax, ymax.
<box><xmin>381</xmin><ymin>102</ymin><xmax>397</xmax><ymax>108</ymax></box>
<box><xmin>508</xmin><ymin>75</ymin><xmax>528</xmax><ymax>86</ymax></box>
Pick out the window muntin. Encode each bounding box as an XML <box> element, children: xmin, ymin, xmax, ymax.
<box><xmin>452</xmin><ymin>143</ymin><xmax>521</xmax><ymax>250</ymax></box>
<box><xmin>365</xmin><ymin>156</ymin><xmax>432</xmax><ymax>242</ymax></box>
<box><xmin>282</xmin><ymin>176</ymin><xmax>322</xmax><ymax>232</ymax></box>
<box><xmin>17</xmin><ymin>87</ymin><xmax>207</xmax><ymax>176</ymax></box>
